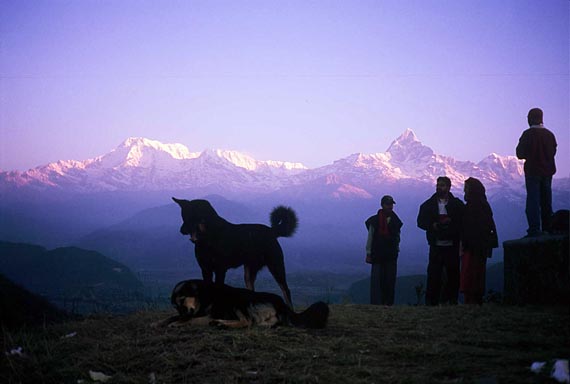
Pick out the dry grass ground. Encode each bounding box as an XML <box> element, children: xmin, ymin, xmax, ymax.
<box><xmin>2</xmin><ymin>304</ymin><xmax>568</xmax><ymax>383</ymax></box>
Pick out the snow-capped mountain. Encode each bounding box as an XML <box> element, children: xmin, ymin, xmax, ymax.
<box><xmin>0</xmin><ymin>137</ymin><xmax>307</xmax><ymax>194</ymax></box>
<box><xmin>286</xmin><ymin>129</ymin><xmax>526</xmax><ymax>196</ymax></box>
<box><xmin>0</xmin><ymin>130</ymin><xmax>535</xmax><ymax>198</ymax></box>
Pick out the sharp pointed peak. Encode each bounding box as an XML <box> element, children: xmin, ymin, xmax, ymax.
<box><xmin>385</xmin><ymin>129</ymin><xmax>423</xmax><ymax>152</ymax></box>
<box><xmin>386</xmin><ymin>128</ymin><xmax>433</xmax><ymax>161</ymax></box>
<box><xmin>386</xmin><ymin>128</ymin><xmax>424</xmax><ymax>149</ymax></box>
<box><xmin>394</xmin><ymin>128</ymin><xmax>419</xmax><ymax>143</ymax></box>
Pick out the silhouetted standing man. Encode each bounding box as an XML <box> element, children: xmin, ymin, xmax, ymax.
<box><xmin>365</xmin><ymin>195</ymin><xmax>403</xmax><ymax>306</ymax></box>
<box><xmin>516</xmin><ymin>107</ymin><xmax>557</xmax><ymax>237</ymax></box>
<box><xmin>417</xmin><ymin>177</ymin><xmax>464</xmax><ymax>305</ymax></box>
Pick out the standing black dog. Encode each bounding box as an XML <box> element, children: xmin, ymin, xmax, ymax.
<box><xmin>172</xmin><ymin>198</ymin><xmax>298</xmax><ymax>307</ymax></box>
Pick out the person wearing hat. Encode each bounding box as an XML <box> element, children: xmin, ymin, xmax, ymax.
<box><xmin>365</xmin><ymin>195</ymin><xmax>403</xmax><ymax>305</ymax></box>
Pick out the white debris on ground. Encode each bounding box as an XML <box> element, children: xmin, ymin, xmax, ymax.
<box><xmin>552</xmin><ymin>360</ymin><xmax>570</xmax><ymax>383</ymax></box>
<box><xmin>61</xmin><ymin>332</ymin><xmax>77</xmax><ymax>339</ymax></box>
<box><xmin>89</xmin><ymin>370</ymin><xmax>112</xmax><ymax>382</ymax></box>
<box><xmin>5</xmin><ymin>347</ymin><xmax>25</xmax><ymax>357</ymax></box>
<box><xmin>531</xmin><ymin>359</ymin><xmax>569</xmax><ymax>383</ymax></box>
<box><xmin>530</xmin><ymin>361</ymin><xmax>546</xmax><ymax>373</ymax></box>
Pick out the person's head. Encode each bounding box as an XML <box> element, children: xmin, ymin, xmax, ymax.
<box><xmin>436</xmin><ymin>176</ymin><xmax>451</xmax><ymax>198</ymax></box>
<box><xmin>464</xmin><ymin>177</ymin><xmax>486</xmax><ymax>202</ymax></box>
<box><xmin>380</xmin><ymin>195</ymin><xmax>395</xmax><ymax>213</ymax></box>
<box><xmin>527</xmin><ymin>108</ymin><xmax>543</xmax><ymax>126</ymax></box>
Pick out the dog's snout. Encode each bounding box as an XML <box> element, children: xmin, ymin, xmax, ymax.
<box><xmin>180</xmin><ymin>225</ymin><xmax>190</xmax><ymax>235</ymax></box>
<box><xmin>177</xmin><ymin>306</ymin><xmax>195</xmax><ymax>316</ymax></box>
<box><xmin>175</xmin><ymin>296</ymin><xmax>197</xmax><ymax>316</ymax></box>
<box><xmin>183</xmin><ymin>297</ymin><xmax>199</xmax><ymax>315</ymax></box>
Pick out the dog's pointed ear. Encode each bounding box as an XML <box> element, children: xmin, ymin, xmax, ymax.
<box><xmin>172</xmin><ymin>197</ymin><xmax>184</xmax><ymax>206</ymax></box>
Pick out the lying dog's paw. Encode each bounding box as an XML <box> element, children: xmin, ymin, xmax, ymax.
<box><xmin>209</xmin><ymin>320</ymin><xmax>228</xmax><ymax>329</ymax></box>
<box><xmin>167</xmin><ymin>321</ymin><xmax>185</xmax><ymax>328</ymax></box>
<box><xmin>150</xmin><ymin>318</ymin><xmax>175</xmax><ymax>328</ymax></box>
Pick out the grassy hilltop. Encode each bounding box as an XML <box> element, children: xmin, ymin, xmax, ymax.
<box><xmin>2</xmin><ymin>304</ymin><xmax>568</xmax><ymax>383</ymax></box>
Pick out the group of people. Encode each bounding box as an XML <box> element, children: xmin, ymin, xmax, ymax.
<box><xmin>365</xmin><ymin>107</ymin><xmax>558</xmax><ymax>306</ymax></box>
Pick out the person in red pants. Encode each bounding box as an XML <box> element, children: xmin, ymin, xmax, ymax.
<box><xmin>460</xmin><ymin>177</ymin><xmax>498</xmax><ymax>305</ymax></box>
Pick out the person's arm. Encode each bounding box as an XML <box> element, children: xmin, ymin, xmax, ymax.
<box><xmin>393</xmin><ymin>212</ymin><xmax>403</xmax><ymax>231</ymax></box>
<box><xmin>366</xmin><ymin>225</ymin><xmax>375</xmax><ymax>256</ymax></box>
<box><xmin>417</xmin><ymin>203</ymin><xmax>432</xmax><ymax>231</ymax></box>
<box><xmin>448</xmin><ymin>199</ymin><xmax>465</xmax><ymax>237</ymax></box>
<box><xmin>516</xmin><ymin>131</ymin><xmax>528</xmax><ymax>159</ymax></box>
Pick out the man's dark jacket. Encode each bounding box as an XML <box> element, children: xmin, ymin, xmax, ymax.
<box><xmin>417</xmin><ymin>193</ymin><xmax>464</xmax><ymax>247</ymax></box>
<box><xmin>516</xmin><ymin>127</ymin><xmax>557</xmax><ymax>176</ymax></box>
<box><xmin>365</xmin><ymin>212</ymin><xmax>403</xmax><ymax>262</ymax></box>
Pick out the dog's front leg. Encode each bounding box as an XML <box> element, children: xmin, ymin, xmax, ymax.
<box><xmin>151</xmin><ymin>314</ymin><xmax>185</xmax><ymax>328</ymax></box>
<box><xmin>244</xmin><ymin>266</ymin><xmax>257</xmax><ymax>291</ymax></box>
<box><xmin>214</xmin><ymin>268</ymin><xmax>227</xmax><ymax>285</ymax></box>
<box><xmin>168</xmin><ymin>315</ymin><xmax>212</xmax><ymax>327</ymax></box>
<box><xmin>196</xmin><ymin>244</ymin><xmax>214</xmax><ymax>283</ymax></box>
<box><xmin>201</xmin><ymin>268</ymin><xmax>214</xmax><ymax>283</ymax></box>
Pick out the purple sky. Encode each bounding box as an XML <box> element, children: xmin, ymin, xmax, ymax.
<box><xmin>1</xmin><ymin>0</ymin><xmax>568</xmax><ymax>177</ymax></box>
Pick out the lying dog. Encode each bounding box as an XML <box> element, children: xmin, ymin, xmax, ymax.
<box><xmin>172</xmin><ymin>198</ymin><xmax>298</xmax><ymax>307</ymax></box>
<box><xmin>154</xmin><ymin>279</ymin><xmax>329</xmax><ymax>329</ymax></box>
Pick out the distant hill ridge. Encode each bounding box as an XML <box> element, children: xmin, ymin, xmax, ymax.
<box><xmin>0</xmin><ymin>241</ymin><xmax>144</xmax><ymax>307</ymax></box>
<box><xmin>0</xmin><ymin>273</ymin><xmax>69</xmax><ymax>328</ymax></box>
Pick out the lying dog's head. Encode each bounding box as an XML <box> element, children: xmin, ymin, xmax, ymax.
<box><xmin>172</xmin><ymin>198</ymin><xmax>220</xmax><ymax>243</ymax></box>
<box><xmin>171</xmin><ymin>280</ymin><xmax>211</xmax><ymax>316</ymax></box>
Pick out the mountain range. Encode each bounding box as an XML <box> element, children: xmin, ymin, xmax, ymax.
<box><xmin>1</xmin><ymin>129</ymin><xmax>542</xmax><ymax>200</ymax></box>
<box><xmin>1</xmin><ymin>129</ymin><xmax>568</xmax><ymax>280</ymax></box>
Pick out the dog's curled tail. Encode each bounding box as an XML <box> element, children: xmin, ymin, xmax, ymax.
<box><xmin>270</xmin><ymin>206</ymin><xmax>298</xmax><ymax>237</ymax></box>
<box><xmin>289</xmin><ymin>301</ymin><xmax>329</xmax><ymax>329</ymax></box>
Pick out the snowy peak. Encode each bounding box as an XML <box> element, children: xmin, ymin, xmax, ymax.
<box><xmin>475</xmin><ymin>153</ymin><xmax>524</xmax><ymax>182</ymax></box>
<box><xmin>305</xmin><ymin>129</ymin><xmax>525</xmax><ymax>192</ymax></box>
<box><xmin>386</xmin><ymin>129</ymin><xmax>434</xmax><ymax>162</ymax></box>
<box><xmin>95</xmin><ymin>137</ymin><xmax>199</xmax><ymax>169</ymax></box>
<box><xmin>119</xmin><ymin>137</ymin><xmax>196</xmax><ymax>160</ymax></box>
<box><xmin>478</xmin><ymin>152</ymin><xmax>522</xmax><ymax>168</ymax></box>
<box><xmin>90</xmin><ymin>137</ymin><xmax>307</xmax><ymax>173</ymax></box>
<box><xmin>199</xmin><ymin>149</ymin><xmax>307</xmax><ymax>172</ymax></box>
<box><xmin>396</xmin><ymin>128</ymin><xmax>418</xmax><ymax>143</ymax></box>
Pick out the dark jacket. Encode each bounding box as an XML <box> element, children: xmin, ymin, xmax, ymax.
<box><xmin>462</xmin><ymin>200</ymin><xmax>498</xmax><ymax>252</ymax></box>
<box><xmin>516</xmin><ymin>126</ymin><xmax>557</xmax><ymax>176</ymax></box>
<box><xmin>417</xmin><ymin>192</ymin><xmax>464</xmax><ymax>247</ymax></box>
<box><xmin>365</xmin><ymin>211</ymin><xmax>403</xmax><ymax>262</ymax></box>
